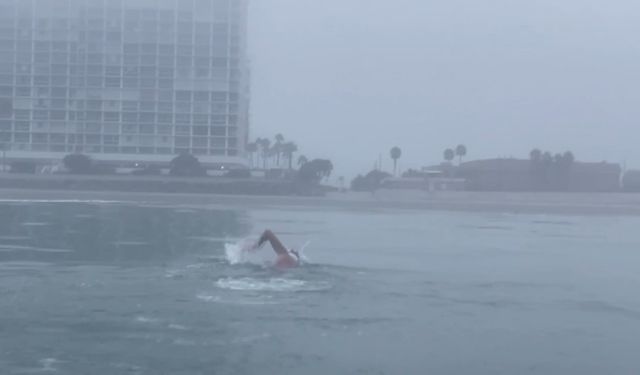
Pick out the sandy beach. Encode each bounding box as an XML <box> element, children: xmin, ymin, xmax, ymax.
<box><xmin>1</xmin><ymin>188</ymin><xmax>639</xmax><ymax>215</ymax></box>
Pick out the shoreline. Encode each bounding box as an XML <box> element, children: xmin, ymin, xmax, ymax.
<box><xmin>1</xmin><ymin>188</ymin><xmax>640</xmax><ymax>216</ymax></box>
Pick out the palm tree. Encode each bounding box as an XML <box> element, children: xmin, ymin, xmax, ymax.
<box><xmin>258</xmin><ymin>138</ymin><xmax>271</xmax><ymax>169</ymax></box>
<box><xmin>281</xmin><ymin>142</ymin><xmax>298</xmax><ymax>169</ymax></box>
<box><xmin>390</xmin><ymin>146</ymin><xmax>402</xmax><ymax>176</ymax></box>
<box><xmin>246</xmin><ymin>142</ymin><xmax>258</xmax><ymax>168</ymax></box>
<box><xmin>444</xmin><ymin>148</ymin><xmax>455</xmax><ymax>163</ymax></box>
<box><xmin>274</xmin><ymin>134</ymin><xmax>285</xmax><ymax>167</ymax></box>
<box><xmin>297</xmin><ymin>155</ymin><xmax>308</xmax><ymax>168</ymax></box>
<box><xmin>455</xmin><ymin>144</ymin><xmax>467</xmax><ymax>164</ymax></box>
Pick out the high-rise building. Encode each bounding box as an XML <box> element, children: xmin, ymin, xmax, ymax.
<box><xmin>0</xmin><ymin>0</ymin><xmax>249</xmax><ymax>168</ymax></box>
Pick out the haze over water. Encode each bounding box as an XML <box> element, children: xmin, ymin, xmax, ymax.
<box><xmin>1</xmin><ymin>199</ymin><xmax>639</xmax><ymax>374</ymax></box>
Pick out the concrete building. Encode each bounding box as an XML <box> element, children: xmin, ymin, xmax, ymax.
<box><xmin>0</xmin><ymin>0</ymin><xmax>250</xmax><ymax>169</ymax></box>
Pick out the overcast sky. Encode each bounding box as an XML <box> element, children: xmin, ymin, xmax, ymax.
<box><xmin>248</xmin><ymin>0</ymin><xmax>640</xmax><ymax>180</ymax></box>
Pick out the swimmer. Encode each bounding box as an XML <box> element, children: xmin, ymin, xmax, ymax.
<box><xmin>250</xmin><ymin>229</ymin><xmax>300</xmax><ymax>269</ymax></box>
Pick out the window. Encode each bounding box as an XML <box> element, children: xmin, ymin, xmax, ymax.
<box><xmin>212</xmin><ymin>92</ymin><xmax>227</xmax><ymax>101</ymax></box>
<box><xmin>106</xmin><ymin>77</ymin><xmax>122</xmax><ymax>88</ymax></box>
<box><xmin>140</xmin><ymin>78</ymin><xmax>156</xmax><ymax>88</ymax></box>
<box><xmin>106</xmin><ymin>66</ymin><xmax>122</xmax><ymax>76</ymax></box>
<box><xmin>15</xmin><ymin>132</ymin><xmax>30</xmax><ymax>143</ymax></box>
<box><xmin>32</xmin><ymin>133</ymin><xmax>48</xmax><ymax>143</ymax></box>
<box><xmin>103</xmin><ymin>135</ymin><xmax>119</xmax><ymax>145</ymax></box>
<box><xmin>104</xmin><ymin>112</ymin><xmax>120</xmax><ymax>122</ymax></box>
<box><xmin>87</xmin><ymin>65</ymin><xmax>104</xmax><ymax>75</ymax></box>
<box><xmin>15</xmin><ymin>121</ymin><xmax>30</xmax><ymax>131</ymax></box>
<box><xmin>86</xmin><ymin>111</ymin><xmax>102</xmax><ymax>121</ymax></box>
<box><xmin>139</xmin><ymin>113</ymin><xmax>155</xmax><ymax>123</ymax></box>
<box><xmin>34</xmin><ymin>76</ymin><xmax>49</xmax><ymax>86</ymax></box>
<box><xmin>87</xmin><ymin>77</ymin><xmax>103</xmax><ymax>87</ymax></box>
<box><xmin>175</xmin><ymin>102</ymin><xmax>190</xmax><ymax>112</ymax></box>
<box><xmin>211</xmin><ymin>126</ymin><xmax>225</xmax><ymax>136</ymax></box>
<box><xmin>122</xmin><ymin>124</ymin><xmax>138</xmax><ymax>134</ymax></box>
<box><xmin>158</xmin><ymin>102</ymin><xmax>173</xmax><ymax>112</ymax></box>
<box><xmin>122</xmin><ymin>101</ymin><xmax>138</xmax><ymax>111</ymax></box>
<box><xmin>158</xmin><ymin>79</ymin><xmax>173</xmax><ymax>89</ymax></box>
<box><xmin>141</xmin><ymin>55</ymin><xmax>156</xmax><ymax>65</ymax></box>
<box><xmin>175</xmin><ymin>126</ymin><xmax>189</xmax><ymax>135</ymax></box>
<box><xmin>86</xmin><ymin>135</ymin><xmax>101</xmax><ymax>144</ymax></box>
<box><xmin>52</xmin><ymin>76</ymin><xmax>67</xmax><ymax>86</ymax></box>
<box><xmin>211</xmin><ymin>115</ymin><xmax>226</xmax><ymax>125</ymax></box>
<box><xmin>193</xmin><ymin>138</ymin><xmax>207</xmax><ymax>148</ymax></box>
<box><xmin>175</xmin><ymin>136</ymin><xmax>189</xmax><ymax>147</ymax></box>
<box><xmin>140</xmin><ymin>101</ymin><xmax>155</xmax><ymax>111</ymax></box>
<box><xmin>193</xmin><ymin>114</ymin><xmax>208</xmax><ymax>124</ymax></box>
<box><xmin>140</xmin><ymin>124</ymin><xmax>155</xmax><ymax>134</ymax></box>
<box><xmin>86</xmin><ymin>100</ymin><xmax>102</xmax><ymax>110</ymax></box>
<box><xmin>157</xmin><ymin>125</ymin><xmax>172</xmax><ymax>135</ymax></box>
<box><xmin>175</xmin><ymin>113</ymin><xmax>190</xmax><ymax>124</ymax></box>
<box><xmin>158</xmin><ymin>113</ymin><xmax>172</xmax><ymax>123</ymax></box>
<box><xmin>16</xmin><ymin>87</ymin><xmax>30</xmax><ymax>97</ymax></box>
<box><xmin>103</xmin><ymin>124</ymin><xmax>119</xmax><ymax>134</ymax></box>
<box><xmin>210</xmin><ymin>138</ymin><xmax>225</xmax><ymax>147</ymax></box>
<box><xmin>177</xmin><ymin>56</ymin><xmax>192</xmax><ymax>66</ymax></box>
<box><xmin>193</xmin><ymin>126</ymin><xmax>208</xmax><ymax>136</ymax></box>
<box><xmin>122</xmin><ymin>113</ymin><xmax>137</xmax><ymax>122</ymax></box>
<box><xmin>50</xmin><ymin>110</ymin><xmax>66</xmax><ymax>120</ymax></box>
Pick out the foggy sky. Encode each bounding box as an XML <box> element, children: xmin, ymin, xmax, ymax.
<box><xmin>249</xmin><ymin>0</ymin><xmax>640</xmax><ymax>180</ymax></box>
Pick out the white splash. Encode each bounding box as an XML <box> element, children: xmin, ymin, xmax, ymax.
<box><xmin>224</xmin><ymin>239</ymin><xmax>263</xmax><ymax>265</ymax></box>
<box><xmin>168</xmin><ymin>324</ymin><xmax>188</xmax><ymax>331</ymax></box>
<box><xmin>135</xmin><ymin>316</ymin><xmax>160</xmax><ymax>324</ymax></box>
<box><xmin>216</xmin><ymin>277</ymin><xmax>331</xmax><ymax>293</ymax></box>
<box><xmin>39</xmin><ymin>358</ymin><xmax>61</xmax><ymax>372</ymax></box>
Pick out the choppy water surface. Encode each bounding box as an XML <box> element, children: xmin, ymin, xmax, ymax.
<box><xmin>1</xmin><ymin>200</ymin><xmax>640</xmax><ymax>374</ymax></box>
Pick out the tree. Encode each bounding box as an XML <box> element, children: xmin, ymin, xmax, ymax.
<box><xmin>63</xmin><ymin>153</ymin><xmax>93</xmax><ymax>174</ymax></box>
<box><xmin>246</xmin><ymin>142</ymin><xmax>258</xmax><ymax>168</ymax></box>
<box><xmin>297</xmin><ymin>159</ymin><xmax>333</xmax><ymax>184</ymax></box>
<box><xmin>170</xmin><ymin>153</ymin><xmax>204</xmax><ymax>176</ymax></box>
<box><xmin>530</xmin><ymin>149</ymin><xmax>542</xmax><ymax>162</ymax></box>
<box><xmin>351</xmin><ymin>170</ymin><xmax>392</xmax><ymax>192</ymax></box>
<box><xmin>297</xmin><ymin>155</ymin><xmax>308</xmax><ymax>168</ymax></box>
<box><xmin>444</xmin><ymin>148</ymin><xmax>455</xmax><ymax>162</ymax></box>
<box><xmin>562</xmin><ymin>151</ymin><xmax>575</xmax><ymax>165</ymax></box>
<box><xmin>455</xmin><ymin>144</ymin><xmax>467</xmax><ymax>164</ymax></box>
<box><xmin>281</xmin><ymin>142</ymin><xmax>298</xmax><ymax>169</ymax></box>
<box><xmin>390</xmin><ymin>146</ymin><xmax>402</xmax><ymax>176</ymax></box>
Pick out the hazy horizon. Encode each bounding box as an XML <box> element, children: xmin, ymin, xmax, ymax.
<box><xmin>249</xmin><ymin>0</ymin><xmax>640</xmax><ymax>181</ymax></box>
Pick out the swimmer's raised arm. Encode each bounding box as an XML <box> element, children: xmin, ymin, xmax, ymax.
<box><xmin>257</xmin><ymin>229</ymin><xmax>288</xmax><ymax>255</ymax></box>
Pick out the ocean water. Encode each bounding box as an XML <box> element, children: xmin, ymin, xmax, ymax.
<box><xmin>1</xmin><ymin>199</ymin><xmax>640</xmax><ymax>374</ymax></box>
